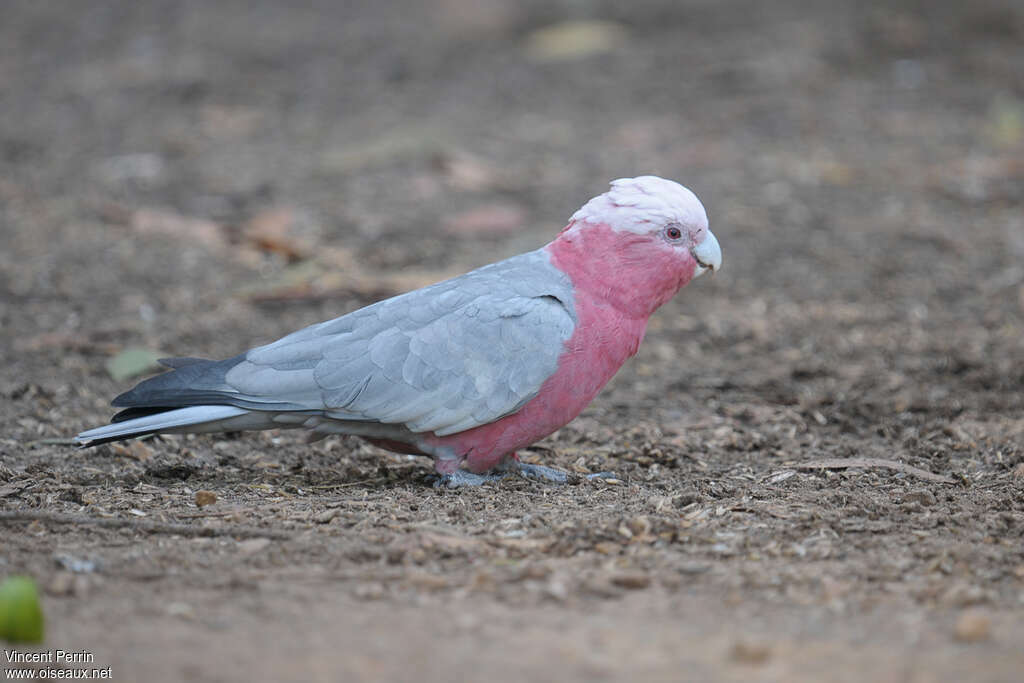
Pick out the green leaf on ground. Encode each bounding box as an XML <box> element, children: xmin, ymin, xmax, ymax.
<box><xmin>0</xmin><ymin>576</ymin><xmax>45</xmax><ymax>643</ymax></box>
<box><xmin>524</xmin><ymin>20</ymin><xmax>628</xmax><ymax>62</ymax></box>
<box><xmin>106</xmin><ymin>348</ymin><xmax>164</xmax><ymax>381</ymax></box>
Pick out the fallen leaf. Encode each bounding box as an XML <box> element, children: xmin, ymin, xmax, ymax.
<box><xmin>524</xmin><ymin>20</ymin><xmax>628</xmax><ymax>62</ymax></box>
<box><xmin>106</xmin><ymin>348</ymin><xmax>165</xmax><ymax>381</ymax></box>
<box><xmin>243</xmin><ymin>207</ymin><xmax>314</xmax><ymax>262</ymax></box>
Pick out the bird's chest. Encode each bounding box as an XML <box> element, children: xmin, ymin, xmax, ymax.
<box><xmin>544</xmin><ymin>297</ymin><xmax>648</xmax><ymax>411</ymax></box>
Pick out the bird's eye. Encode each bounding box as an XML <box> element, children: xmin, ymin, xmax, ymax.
<box><xmin>665</xmin><ymin>226</ymin><xmax>682</xmax><ymax>240</ymax></box>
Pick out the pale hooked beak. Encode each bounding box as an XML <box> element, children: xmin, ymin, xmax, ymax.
<box><xmin>691</xmin><ymin>229</ymin><xmax>722</xmax><ymax>277</ymax></box>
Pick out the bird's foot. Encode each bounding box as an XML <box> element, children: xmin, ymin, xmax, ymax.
<box><xmin>514</xmin><ymin>462</ymin><xmax>570</xmax><ymax>483</ymax></box>
<box><xmin>431</xmin><ymin>470</ymin><xmax>508</xmax><ymax>488</ymax></box>
<box><xmin>432</xmin><ymin>461</ymin><xmax>618</xmax><ymax>488</ymax></box>
<box><xmin>515</xmin><ymin>462</ymin><xmax>616</xmax><ymax>483</ymax></box>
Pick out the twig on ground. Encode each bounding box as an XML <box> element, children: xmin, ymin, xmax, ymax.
<box><xmin>791</xmin><ymin>457</ymin><xmax>956</xmax><ymax>485</ymax></box>
<box><xmin>173</xmin><ymin>510</ymin><xmax>240</xmax><ymax>519</ymax></box>
<box><xmin>0</xmin><ymin>509</ymin><xmax>291</xmax><ymax>540</ymax></box>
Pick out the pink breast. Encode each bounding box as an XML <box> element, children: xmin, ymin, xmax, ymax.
<box><xmin>423</xmin><ymin>239</ymin><xmax>650</xmax><ymax>473</ymax></box>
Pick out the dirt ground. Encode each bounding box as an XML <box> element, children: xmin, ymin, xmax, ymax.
<box><xmin>2</xmin><ymin>1</ymin><xmax>1023</xmax><ymax>681</ymax></box>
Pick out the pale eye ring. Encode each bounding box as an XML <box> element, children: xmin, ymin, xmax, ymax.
<box><xmin>665</xmin><ymin>225</ymin><xmax>682</xmax><ymax>240</ymax></box>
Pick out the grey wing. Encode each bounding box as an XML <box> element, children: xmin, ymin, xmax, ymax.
<box><xmin>112</xmin><ymin>249</ymin><xmax>577</xmax><ymax>434</ymax></box>
<box><xmin>226</xmin><ymin>288</ymin><xmax>575</xmax><ymax>435</ymax></box>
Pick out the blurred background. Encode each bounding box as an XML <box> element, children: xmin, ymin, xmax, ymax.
<box><xmin>2</xmin><ymin>0</ymin><xmax>1022</xmax><ymax>344</ymax></box>
<box><xmin>1</xmin><ymin>1</ymin><xmax>1022</xmax><ymax>680</ymax></box>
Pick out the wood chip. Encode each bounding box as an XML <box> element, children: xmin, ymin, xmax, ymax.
<box><xmin>112</xmin><ymin>440</ymin><xmax>154</xmax><ymax>461</ymax></box>
<box><xmin>609</xmin><ymin>572</ymin><xmax>651</xmax><ymax>590</ymax></box>
<box><xmin>194</xmin><ymin>490</ymin><xmax>218</xmax><ymax>507</ymax></box>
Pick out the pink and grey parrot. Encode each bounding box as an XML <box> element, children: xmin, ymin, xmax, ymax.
<box><xmin>75</xmin><ymin>176</ymin><xmax>722</xmax><ymax>485</ymax></box>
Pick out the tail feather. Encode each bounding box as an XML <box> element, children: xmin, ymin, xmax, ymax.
<box><xmin>74</xmin><ymin>405</ymin><xmax>251</xmax><ymax>447</ymax></box>
<box><xmin>110</xmin><ymin>354</ymin><xmax>246</xmax><ymax>410</ymax></box>
<box><xmin>111</xmin><ymin>406</ymin><xmax>177</xmax><ymax>423</ymax></box>
<box><xmin>109</xmin><ymin>352</ymin><xmax>307</xmax><ymax>414</ymax></box>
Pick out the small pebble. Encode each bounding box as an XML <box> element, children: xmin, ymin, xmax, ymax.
<box><xmin>544</xmin><ymin>580</ymin><xmax>568</xmax><ymax>602</ymax></box>
<box><xmin>166</xmin><ymin>602</ymin><xmax>195</xmax><ymax>619</ymax></box>
<box><xmin>237</xmin><ymin>538</ymin><xmax>271</xmax><ymax>555</ymax></box>
<box><xmin>954</xmin><ymin>610</ymin><xmax>991</xmax><ymax>643</ymax></box>
<box><xmin>47</xmin><ymin>571</ymin><xmax>90</xmax><ymax>598</ymax></box>
<box><xmin>314</xmin><ymin>509</ymin><xmax>338</xmax><ymax>524</ymax></box>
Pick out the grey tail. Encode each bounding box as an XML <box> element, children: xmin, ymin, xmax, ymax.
<box><xmin>74</xmin><ymin>353</ymin><xmax>309</xmax><ymax>448</ymax></box>
<box><xmin>109</xmin><ymin>353</ymin><xmax>305</xmax><ymax>414</ymax></box>
<box><xmin>75</xmin><ymin>405</ymin><xmax>252</xmax><ymax>447</ymax></box>
<box><xmin>110</xmin><ymin>354</ymin><xmax>245</xmax><ymax>410</ymax></box>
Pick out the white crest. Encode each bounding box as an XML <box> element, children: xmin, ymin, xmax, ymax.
<box><xmin>570</xmin><ymin>176</ymin><xmax>708</xmax><ymax>234</ymax></box>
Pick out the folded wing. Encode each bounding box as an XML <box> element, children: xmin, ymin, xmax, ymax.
<box><xmin>111</xmin><ymin>249</ymin><xmax>576</xmax><ymax>436</ymax></box>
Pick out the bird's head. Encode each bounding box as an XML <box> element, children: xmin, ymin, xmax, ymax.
<box><xmin>550</xmin><ymin>176</ymin><xmax>722</xmax><ymax>316</ymax></box>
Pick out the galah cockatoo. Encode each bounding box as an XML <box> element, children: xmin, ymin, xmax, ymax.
<box><xmin>75</xmin><ymin>176</ymin><xmax>722</xmax><ymax>485</ymax></box>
